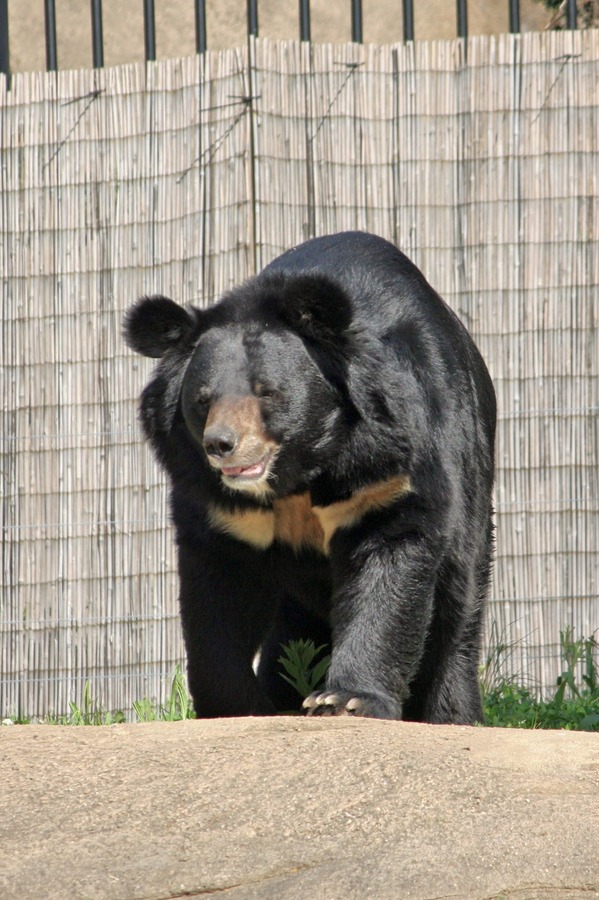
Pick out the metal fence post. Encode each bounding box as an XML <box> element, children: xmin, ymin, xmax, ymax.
<box><xmin>143</xmin><ymin>0</ymin><xmax>156</xmax><ymax>61</ymax></box>
<box><xmin>566</xmin><ymin>0</ymin><xmax>577</xmax><ymax>29</ymax></box>
<box><xmin>0</xmin><ymin>0</ymin><xmax>10</xmax><ymax>83</ymax></box>
<box><xmin>509</xmin><ymin>0</ymin><xmax>521</xmax><ymax>34</ymax></box>
<box><xmin>457</xmin><ymin>0</ymin><xmax>468</xmax><ymax>37</ymax></box>
<box><xmin>299</xmin><ymin>0</ymin><xmax>311</xmax><ymax>42</ymax></box>
<box><xmin>44</xmin><ymin>0</ymin><xmax>58</xmax><ymax>70</ymax></box>
<box><xmin>90</xmin><ymin>0</ymin><xmax>104</xmax><ymax>68</ymax></box>
<box><xmin>247</xmin><ymin>0</ymin><xmax>258</xmax><ymax>38</ymax></box>
<box><xmin>403</xmin><ymin>0</ymin><xmax>414</xmax><ymax>41</ymax></box>
<box><xmin>195</xmin><ymin>0</ymin><xmax>207</xmax><ymax>53</ymax></box>
<box><xmin>351</xmin><ymin>0</ymin><xmax>363</xmax><ymax>43</ymax></box>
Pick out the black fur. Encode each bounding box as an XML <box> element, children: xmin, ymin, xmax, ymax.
<box><xmin>124</xmin><ymin>231</ymin><xmax>496</xmax><ymax>722</ymax></box>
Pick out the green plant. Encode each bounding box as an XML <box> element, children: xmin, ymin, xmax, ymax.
<box><xmin>479</xmin><ymin>619</ymin><xmax>529</xmax><ymax>699</ymax></box>
<box><xmin>277</xmin><ymin>639</ymin><xmax>331</xmax><ymax>699</ymax></box>
<box><xmin>483</xmin><ymin>628</ymin><xmax>599</xmax><ymax>732</ymax></box>
<box><xmin>133</xmin><ymin>665</ymin><xmax>194</xmax><ymax>722</ymax></box>
<box><xmin>47</xmin><ymin>682</ymin><xmax>126</xmax><ymax>726</ymax></box>
<box><xmin>29</xmin><ymin>667</ymin><xmax>195</xmax><ymax>726</ymax></box>
<box><xmin>554</xmin><ymin>627</ymin><xmax>598</xmax><ymax>702</ymax></box>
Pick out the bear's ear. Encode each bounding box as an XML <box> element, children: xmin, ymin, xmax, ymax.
<box><xmin>123</xmin><ymin>295</ymin><xmax>199</xmax><ymax>358</ymax></box>
<box><xmin>276</xmin><ymin>275</ymin><xmax>353</xmax><ymax>350</ymax></box>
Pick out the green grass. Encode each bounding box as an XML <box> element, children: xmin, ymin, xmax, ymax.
<box><xmin>481</xmin><ymin>628</ymin><xmax>599</xmax><ymax>731</ymax></box>
<box><xmin>2</xmin><ymin>630</ymin><xmax>597</xmax><ymax>730</ymax></box>
<box><xmin>47</xmin><ymin>681</ymin><xmax>127</xmax><ymax>726</ymax></box>
<box><xmin>132</xmin><ymin>666</ymin><xmax>195</xmax><ymax>723</ymax></box>
<box><xmin>3</xmin><ymin>665</ymin><xmax>195</xmax><ymax>727</ymax></box>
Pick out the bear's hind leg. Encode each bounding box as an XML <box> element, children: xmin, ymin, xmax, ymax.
<box><xmin>405</xmin><ymin>590</ymin><xmax>486</xmax><ymax>725</ymax></box>
<box><xmin>177</xmin><ymin>538</ymin><xmax>279</xmax><ymax>718</ymax></box>
<box><xmin>413</xmin><ymin>648</ymin><xmax>483</xmax><ymax>724</ymax></box>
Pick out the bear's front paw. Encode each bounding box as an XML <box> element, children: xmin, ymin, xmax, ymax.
<box><xmin>302</xmin><ymin>690</ymin><xmax>399</xmax><ymax>719</ymax></box>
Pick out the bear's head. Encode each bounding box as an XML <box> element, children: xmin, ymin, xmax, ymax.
<box><xmin>123</xmin><ymin>273</ymin><xmax>357</xmax><ymax>501</ymax></box>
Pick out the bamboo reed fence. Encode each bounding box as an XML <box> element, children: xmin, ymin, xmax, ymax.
<box><xmin>1</xmin><ymin>30</ymin><xmax>598</xmax><ymax>719</ymax></box>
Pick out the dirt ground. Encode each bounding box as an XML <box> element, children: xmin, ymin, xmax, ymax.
<box><xmin>1</xmin><ymin>717</ymin><xmax>598</xmax><ymax>899</ymax></box>
<box><xmin>8</xmin><ymin>0</ymin><xmax>552</xmax><ymax>73</ymax></box>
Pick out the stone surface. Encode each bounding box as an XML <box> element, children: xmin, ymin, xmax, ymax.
<box><xmin>1</xmin><ymin>717</ymin><xmax>598</xmax><ymax>899</ymax></box>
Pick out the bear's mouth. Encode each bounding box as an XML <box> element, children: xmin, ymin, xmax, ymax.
<box><xmin>221</xmin><ymin>459</ymin><xmax>267</xmax><ymax>480</ymax></box>
<box><xmin>218</xmin><ymin>450</ymin><xmax>275</xmax><ymax>492</ymax></box>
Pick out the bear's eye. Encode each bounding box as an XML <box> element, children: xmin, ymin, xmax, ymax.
<box><xmin>195</xmin><ymin>386</ymin><xmax>212</xmax><ymax>405</ymax></box>
<box><xmin>254</xmin><ymin>382</ymin><xmax>279</xmax><ymax>401</ymax></box>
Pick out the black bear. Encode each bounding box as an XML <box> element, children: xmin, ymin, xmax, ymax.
<box><xmin>124</xmin><ymin>231</ymin><xmax>496</xmax><ymax>722</ymax></box>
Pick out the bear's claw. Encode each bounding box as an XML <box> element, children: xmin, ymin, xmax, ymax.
<box><xmin>302</xmin><ymin>690</ymin><xmax>398</xmax><ymax>719</ymax></box>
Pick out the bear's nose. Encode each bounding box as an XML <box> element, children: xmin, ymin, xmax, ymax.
<box><xmin>203</xmin><ymin>425</ymin><xmax>238</xmax><ymax>459</ymax></box>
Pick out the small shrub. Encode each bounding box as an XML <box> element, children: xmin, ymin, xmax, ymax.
<box><xmin>482</xmin><ymin>629</ymin><xmax>599</xmax><ymax>732</ymax></box>
<box><xmin>277</xmin><ymin>639</ymin><xmax>330</xmax><ymax>699</ymax></box>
